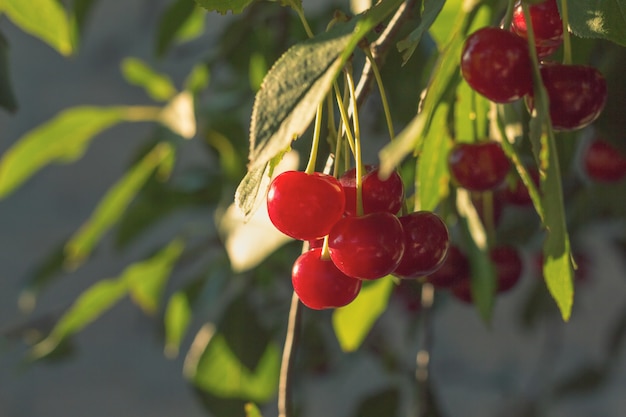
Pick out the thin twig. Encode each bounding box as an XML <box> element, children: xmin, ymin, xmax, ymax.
<box><xmin>278</xmin><ymin>291</ymin><xmax>303</xmax><ymax>417</ymax></box>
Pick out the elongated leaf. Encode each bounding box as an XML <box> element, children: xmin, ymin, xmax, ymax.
<box><xmin>0</xmin><ymin>106</ymin><xmax>162</xmax><ymax>199</ymax></box>
<box><xmin>194</xmin><ymin>0</ymin><xmax>254</xmax><ymax>14</ymax></box>
<box><xmin>567</xmin><ymin>0</ymin><xmax>626</xmax><ymax>46</ymax></box>
<box><xmin>69</xmin><ymin>0</ymin><xmax>97</xmax><ymax>48</ymax></box>
<box><xmin>0</xmin><ymin>31</ymin><xmax>17</xmax><ymax>112</ymax></box>
<box><xmin>0</xmin><ymin>0</ymin><xmax>74</xmax><ymax>55</ymax></box>
<box><xmin>64</xmin><ymin>143</ymin><xmax>176</xmax><ymax>268</ymax></box>
<box><xmin>332</xmin><ymin>276</ymin><xmax>394</xmax><ymax>352</ymax></box>
<box><xmin>156</xmin><ymin>0</ymin><xmax>197</xmax><ymax>56</ymax></box>
<box><xmin>397</xmin><ymin>0</ymin><xmax>446</xmax><ymax>63</ymax></box>
<box><xmin>30</xmin><ymin>239</ymin><xmax>185</xmax><ymax>359</ymax></box>
<box><xmin>186</xmin><ymin>328</ymin><xmax>280</xmax><ymax>402</ymax></box>
<box><xmin>121</xmin><ymin>57</ymin><xmax>177</xmax><ymax>101</ymax></box>
<box><xmin>164</xmin><ymin>291</ymin><xmax>194</xmax><ymax>358</ymax></box>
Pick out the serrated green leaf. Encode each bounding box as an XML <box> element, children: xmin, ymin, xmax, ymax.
<box><xmin>397</xmin><ymin>0</ymin><xmax>446</xmax><ymax>63</ymax></box>
<box><xmin>121</xmin><ymin>57</ymin><xmax>177</xmax><ymax>101</ymax></box>
<box><xmin>0</xmin><ymin>0</ymin><xmax>74</xmax><ymax>55</ymax></box>
<box><xmin>0</xmin><ymin>31</ymin><xmax>17</xmax><ymax>112</ymax></box>
<box><xmin>194</xmin><ymin>0</ymin><xmax>254</xmax><ymax>14</ymax></box>
<box><xmin>567</xmin><ymin>0</ymin><xmax>626</xmax><ymax>46</ymax></box>
<box><xmin>156</xmin><ymin>0</ymin><xmax>198</xmax><ymax>56</ymax></box>
<box><xmin>0</xmin><ymin>106</ymin><xmax>162</xmax><ymax>199</ymax></box>
<box><xmin>332</xmin><ymin>276</ymin><xmax>394</xmax><ymax>352</ymax></box>
<box><xmin>30</xmin><ymin>239</ymin><xmax>185</xmax><ymax>359</ymax></box>
<box><xmin>64</xmin><ymin>143</ymin><xmax>176</xmax><ymax>268</ymax></box>
<box><xmin>185</xmin><ymin>325</ymin><xmax>280</xmax><ymax>402</ymax></box>
<box><xmin>417</xmin><ymin>102</ymin><xmax>451</xmax><ymax>211</ymax></box>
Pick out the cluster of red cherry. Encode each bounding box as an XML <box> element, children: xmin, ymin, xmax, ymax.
<box><xmin>266</xmin><ymin>166</ymin><xmax>449</xmax><ymax>310</ymax></box>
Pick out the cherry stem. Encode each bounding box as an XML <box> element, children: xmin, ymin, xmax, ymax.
<box><xmin>345</xmin><ymin>67</ymin><xmax>365</xmax><ymax>217</ymax></box>
<box><xmin>558</xmin><ymin>0</ymin><xmax>573</xmax><ymax>64</ymax></box>
<box><xmin>305</xmin><ymin>103</ymin><xmax>324</xmax><ymax>174</ymax></box>
<box><xmin>291</xmin><ymin>2</ymin><xmax>314</xmax><ymax>39</ymax></box>
<box><xmin>501</xmin><ymin>0</ymin><xmax>516</xmax><ymax>30</ymax></box>
<box><xmin>333</xmin><ymin>83</ymin><xmax>357</xmax><ymax>160</ymax></box>
<box><xmin>278</xmin><ymin>290</ymin><xmax>303</xmax><ymax>417</ymax></box>
<box><xmin>470</xmin><ymin>88</ymin><xmax>479</xmax><ymax>143</ymax></box>
<box><xmin>416</xmin><ymin>282</ymin><xmax>436</xmax><ymax>416</ymax></box>
<box><xmin>363</xmin><ymin>47</ymin><xmax>395</xmax><ymax>140</ymax></box>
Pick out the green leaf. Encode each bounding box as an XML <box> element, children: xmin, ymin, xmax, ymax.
<box><xmin>428</xmin><ymin>0</ymin><xmax>464</xmax><ymax>46</ymax></box>
<box><xmin>0</xmin><ymin>0</ymin><xmax>74</xmax><ymax>55</ymax></box>
<box><xmin>194</xmin><ymin>0</ymin><xmax>254</xmax><ymax>14</ymax></box>
<box><xmin>567</xmin><ymin>0</ymin><xmax>626</xmax><ymax>46</ymax></box>
<box><xmin>156</xmin><ymin>0</ymin><xmax>197</xmax><ymax>56</ymax></box>
<box><xmin>417</xmin><ymin>102</ymin><xmax>451</xmax><ymax>211</ymax></box>
<box><xmin>244</xmin><ymin>403</ymin><xmax>264</xmax><ymax>417</ymax></box>
<box><xmin>0</xmin><ymin>106</ymin><xmax>162</xmax><ymax>199</ymax></box>
<box><xmin>69</xmin><ymin>0</ymin><xmax>98</xmax><ymax>49</ymax></box>
<box><xmin>185</xmin><ymin>63</ymin><xmax>210</xmax><ymax>95</ymax></box>
<box><xmin>397</xmin><ymin>0</ymin><xmax>446</xmax><ymax>63</ymax></box>
<box><xmin>0</xmin><ymin>31</ymin><xmax>17</xmax><ymax>112</ymax></box>
<box><xmin>332</xmin><ymin>276</ymin><xmax>394</xmax><ymax>352</ymax></box>
<box><xmin>164</xmin><ymin>290</ymin><xmax>194</xmax><ymax>358</ymax></box>
<box><xmin>185</xmin><ymin>325</ymin><xmax>280</xmax><ymax>402</ymax></box>
<box><xmin>121</xmin><ymin>57</ymin><xmax>178</xmax><ymax>101</ymax></box>
<box><xmin>64</xmin><ymin>143</ymin><xmax>176</xmax><ymax>268</ymax></box>
<box><xmin>30</xmin><ymin>239</ymin><xmax>185</xmax><ymax>359</ymax></box>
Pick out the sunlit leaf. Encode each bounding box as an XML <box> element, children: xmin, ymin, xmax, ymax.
<box><xmin>397</xmin><ymin>0</ymin><xmax>446</xmax><ymax>63</ymax></box>
<box><xmin>194</xmin><ymin>0</ymin><xmax>255</xmax><ymax>14</ymax></box>
<box><xmin>0</xmin><ymin>106</ymin><xmax>161</xmax><ymax>199</ymax></box>
<box><xmin>0</xmin><ymin>0</ymin><xmax>74</xmax><ymax>55</ymax></box>
<box><xmin>164</xmin><ymin>291</ymin><xmax>194</xmax><ymax>358</ymax></box>
<box><xmin>159</xmin><ymin>91</ymin><xmax>197</xmax><ymax>138</ymax></box>
<box><xmin>156</xmin><ymin>0</ymin><xmax>198</xmax><ymax>56</ymax></box>
<box><xmin>0</xmin><ymin>31</ymin><xmax>17</xmax><ymax>112</ymax></box>
<box><xmin>121</xmin><ymin>57</ymin><xmax>177</xmax><ymax>101</ymax></box>
<box><xmin>332</xmin><ymin>276</ymin><xmax>394</xmax><ymax>352</ymax></box>
<box><xmin>566</xmin><ymin>0</ymin><xmax>626</xmax><ymax>46</ymax></box>
<box><xmin>245</xmin><ymin>403</ymin><xmax>264</xmax><ymax>417</ymax></box>
<box><xmin>185</xmin><ymin>63</ymin><xmax>210</xmax><ymax>95</ymax></box>
<box><xmin>64</xmin><ymin>143</ymin><xmax>176</xmax><ymax>268</ymax></box>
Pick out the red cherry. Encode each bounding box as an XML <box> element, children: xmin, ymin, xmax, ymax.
<box><xmin>583</xmin><ymin>139</ymin><xmax>626</xmax><ymax>182</ymax></box>
<box><xmin>424</xmin><ymin>245</ymin><xmax>470</xmax><ymax>289</ymax></box>
<box><xmin>528</xmin><ymin>63</ymin><xmax>607</xmax><ymax>131</ymax></box>
<box><xmin>267</xmin><ymin>171</ymin><xmax>345</xmax><ymax>240</ymax></box>
<box><xmin>491</xmin><ymin>246</ymin><xmax>523</xmax><ymax>293</ymax></box>
<box><xmin>292</xmin><ymin>248</ymin><xmax>362</xmax><ymax>310</ymax></box>
<box><xmin>448</xmin><ymin>141</ymin><xmax>511</xmax><ymax>192</ymax></box>
<box><xmin>461</xmin><ymin>27</ymin><xmax>533</xmax><ymax>103</ymax></box>
<box><xmin>328</xmin><ymin>212</ymin><xmax>405</xmax><ymax>280</ymax></box>
<box><xmin>511</xmin><ymin>0</ymin><xmax>563</xmax><ymax>58</ymax></box>
<box><xmin>394</xmin><ymin>211</ymin><xmax>450</xmax><ymax>278</ymax></box>
<box><xmin>339</xmin><ymin>165</ymin><xmax>404</xmax><ymax>216</ymax></box>
<box><xmin>502</xmin><ymin>167</ymin><xmax>541</xmax><ymax>206</ymax></box>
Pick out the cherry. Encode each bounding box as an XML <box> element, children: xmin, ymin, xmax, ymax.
<box><xmin>267</xmin><ymin>171</ymin><xmax>345</xmax><ymax>240</ymax></box>
<box><xmin>448</xmin><ymin>141</ymin><xmax>511</xmax><ymax>192</ymax></box>
<box><xmin>339</xmin><ymin>165</ymin><xmax>404</xmax><ymax>216</ymax></box>
<box><xmin>394</xmin><ymin>211</ymin><xmax>450</xmax><ymax>278</ymax></box>
<box><xmin>491</xmin><ymin>246</ymin><xmax>523</xmax><ymax>293</ymax></box>
<box><xmin>528</xmin><ymin>63</ymin><xmax>607</xmax><ymax>131</ymax></box>
<box><xmin>328</xmin><ymin>212</ymin><xmax>405</xmax><ymax>280</ymax></box>
<box><xmin>424</xmin><ymin>245</ymin><xmax>469</xmax><ymax>289</ymax></box>
<box><xmin>292</xmin><ymin>247</ymin><xmax>362</xmax><ymax>310</ymax></box>
<box><xmin>582</xmin><ymin>138</ymin><xmax>626</xmax><ymax>182</ymax></box>
<box><xmin>511</xmin><ymin>0</ymin><xmax>563</xmax><ymax>58</ymax></box>
<box><xmin>461</xmin><ymin>27</ymin><xmax>533</xmax><ymax>103</ymax></box>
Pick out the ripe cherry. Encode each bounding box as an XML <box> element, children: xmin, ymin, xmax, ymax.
<box><xmin>511</xmin><ymin>0</ymin><xmax>563</xmax><ymax>58</ymax></box>
<box><xmin>461</xmin><ymin>27</ymin><xmax>533</xmax><ymax>103</ymax></box>
<box><xmin>328</xmin><ymin>212</ymin><xmax>405</xmax><ymax>280</ymax></box>
<box><xmin>528</xmin><ymin>63</ymin><xmax>607</xmax><ymax>131</ymax></box>
<box><xmin>448</xmin><ymin>141</ymin><xmax>511</xmax><ymax>192</ymax></box>
<box><xmin>424</xmin><ymin>245</ymin><xmax>469</xmax><ymax>289</ymax></box>
<box><xmin>292</xmin><ymin>248</ymin><xmax>362</xmax><ymax>310</ymax></box>
<box><xmin>267</xmin><ymin>171</ymin><xmax>345</xmax><ymax>240</ymax></box>
<box><xmin>582</xmin><ymin>138</ymin><xmax>626</xmax><ymax>182</ymax></box>
<box><xmin>339</xmin><ymin>165</ymin><xmax>404</xmax><ymax>216</ymax></box>
<box><xmin>394</xmin><ymin>211</ymin><xmax>450</xmax><ymax>278</ymax></box>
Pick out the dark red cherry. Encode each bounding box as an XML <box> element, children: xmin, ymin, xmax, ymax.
<box><xmin>583</xmin><ymin>138</ymin><xmax>626</xmax><ymax>182</ymax></box>
<box><xmin>448</xmin><ymin>141</ymin><xmax>511</xmax><ymax>192</ymax></box>
<box><xmin>328</xmin><ymin>212</ymin><xmax>405</xmax><ymax>280</ymax></box>
<box><xmin>292</xmin><ymin>248</ymin><xmax>362</xmax><ymax>310</ymax></box>
<box><xmin>424</xmin><ymin>245</ymin><xmax>469</xmax><ymax>289</ymax></box>
<box><xmin>511</xmin><ymin>0</ymin><xmax>563</xmax><ymax>57</ymax></box>
<box><xmin>394</xmin><ymin>211</ymin><xmax>450</xmax><ymax>278</ymax></box>
<box><xmin>491</xmin><ymin>246</ymin><xmax>523</xmax><ymax>293</ymax></box>
<box><xmin>461</xmin><ymin>27</ymin><xmax>533</xmax><ymax>103</ymax></box>
<box><xmin>528</xmin><ymin>63</ymin><xmax>607</xmax><ymax>131</ymax></box>
<box><xmin>267</xmin><ymin>171</ymin><xmax>345</xmax><ymax>240</ymax></box>
<box><xmin>339</xmin><ymin>165</ymin><xmax>404</xmax><ymax>216</ymax></box>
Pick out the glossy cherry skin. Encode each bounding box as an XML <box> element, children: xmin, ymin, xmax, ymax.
<box><xmin>267</xmin><ymin>171</ymin><xmax>345</xmax><ymax>241</ymax></box>
<box><xmin>511</xmin><ymin>0</ymin><xmax>563</xmax><ymax>57</ymax></box>
<box><xmin>394</xmin><ymin>211</ymin><xmax>450</xmax><ymax>278</ymax></box>
<box><xmin>328</xmin><ymin>212</ymin><xmax>405</xmax><ymax>280</ymax></box>
<box><xmin>583</xmin><ymin>139</ymin><xmax>626</xmax><ymax>182</ymax></box>
<box><xmin>461</xmin><ymin>27</ymin><xmax>533</xmax><ymax>103</ymax></box>
<box><xmin>424</xmin><ymin>245</ymin><xmax>470</xmax><ymax>289</ymax></box>
<box><xmin>528</xmin><ymin>63</ymin><xmax>607</xmax><ymax>131</ymax></box>
<box><xmin>339</xmin><ymin>165</ymin><xmax>404</xmax><ymax>216</ymax></box>
<box><xmin>292</xmin><ymin>248</ymin><xmax>362</xmax><ymax>310</ymax></box>
<box><xmin>448</xmin><ymin>141</ymin><xmax>511</xmax><ymax>192</ymax></box>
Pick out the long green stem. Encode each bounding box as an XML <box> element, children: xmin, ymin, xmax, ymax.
<box><xmin>501</xmin><ymin>0</ymin><xmax>516</xmax><ymax>30</ymax></box>
<box><xmin>305</xmin><ymin>104</ymin><xmax>324</xmax><ymax>174</ymax></box>
<box><xmin>558</xmin><ymin>0</ymin><xmax>572</xmax><ymax>64</ymax></box>
<box><xmin>345</xmin><ymin>69</ymin><xmax>364</xmax><ymax>217</ymax></box>
<box><xmin>333</xmin><ymin>83</ymin><xmax>357</xmax><ymax>157</ymax></box>
<box><xmin>363</xmin><ymin>47</ymin><xmax>395</xmax><ymax>140</ymax></box>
